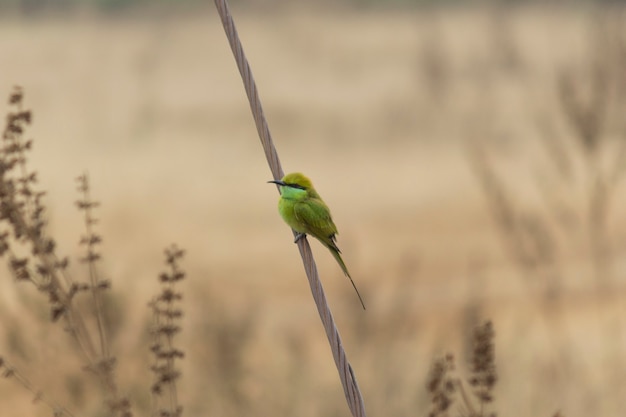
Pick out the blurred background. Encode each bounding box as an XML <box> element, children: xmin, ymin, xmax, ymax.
<box><xmin>0</xmin><ymin>0</ymin><xmax>625</xmax><ymax>416</ymax></box>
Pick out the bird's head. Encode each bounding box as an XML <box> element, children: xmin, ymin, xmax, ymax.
<box><xmin>268</xmin><ymin>172</ymin><xmax>314</xmax><ymax>198</ymax></box>
<box><xmin>268</xmin><ymin>172</ymin><xmax>313</xmax><ymax>189</ymax></box>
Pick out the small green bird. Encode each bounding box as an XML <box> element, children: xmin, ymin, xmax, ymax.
<box><xmin>268</xmin><ymin>172</ymin><xmax>365</xmax><ymax>309</ymax></box>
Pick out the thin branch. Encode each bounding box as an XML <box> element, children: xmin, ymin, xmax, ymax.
<box><xmin>76</xmin><ymin>173</ymin><xmax>109</xmax><ymax>360</ymax></box>
<box><xmin>0</xmin><ymin>357</ymin><xmax>76</xmax><ymax>417</ymax></box>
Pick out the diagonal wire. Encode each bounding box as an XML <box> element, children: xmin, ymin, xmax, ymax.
<box><xmin>212</xmin><ymin>1</ymin><xmax>366</xmax><ymax>416</ymax></box>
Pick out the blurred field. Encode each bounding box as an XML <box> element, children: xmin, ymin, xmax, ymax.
<box><xmin>0</xmin><ymin>4</ymin><xmax>625</xmax><ymax>417</ymax></box>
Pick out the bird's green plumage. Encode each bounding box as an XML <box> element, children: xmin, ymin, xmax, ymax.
<box><xmin>270</xmin><ymin>172</ymin><xmax>365</xmax><ymax>309</ymax></box>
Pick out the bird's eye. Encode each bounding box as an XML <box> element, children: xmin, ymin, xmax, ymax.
<box><xmin>287</xmin><ymin>183</ymin><xmax>306</xmax><ymax>190</ymax></box>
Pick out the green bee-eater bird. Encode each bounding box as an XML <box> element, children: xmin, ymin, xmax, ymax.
<box><xmin>268</xmin><ymin>172</ymin><xmax>365</xmax><ymax>309</ymax></box>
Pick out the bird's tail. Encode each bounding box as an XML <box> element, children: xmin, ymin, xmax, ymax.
<box><xmin>327</xmin><ymin>245</ymin><xmax>366</xmax><ymax>310</ymax></box>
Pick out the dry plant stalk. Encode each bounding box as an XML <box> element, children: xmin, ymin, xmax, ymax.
<box><xmin>468</xmin><ymin>145</ymin><xmax>557</xmax><ymax>280</ymax></box>
<box><xmin>554</xmin><ymin>15</ymin><xmax>626</xmax><ymax>287</ymax></box>
<box><xmin>212</xmin><ymin>1</ymin><xmax>367</xmax><ymax>417</ymax></box>
<box><xmin>469</xmin><ymin>141</ymin><xmax>569</xmax><ymax>306</ymax></box>
<box><xmin>557</xmin><ymin>62</ymin><xmax>608</xmax><ymax>157</ymax></box>
<box><xmin>467</xmin><ymin>321</ymin><xmax>497</xmax><ymax>407</ymax></box>
<box><xmin>0</xmin><ymin>87</ymin><xmax>131</xmax><ymax>417</ymax></box>
<box><xmin>149</xmin><ymin>245</ymin><xmax>186</xmax><ymax>417</ymax></box>
<box><xmin>0</xmin><ymin>356</ymin><xmax>75</xmax><ymax>417</ymax></box>
<box><xmin>471</xmin><ymin>14</ymin><xmax>626</xmax><ymax>300</ymax></box>
<box><xmin>426</xmin><ymin>321</ymin><xmax>498</xmax><ymax>417</ymax></box>
<box><xmin>426</xmin><ymin>353</ymin><xmax>456</xmax><ymax>417</ymax></box>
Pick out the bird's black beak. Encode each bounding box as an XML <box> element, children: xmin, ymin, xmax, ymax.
<box><xmin>268</xmin><ymin>180</ymin><xmax>286</xmax><ymax>186</ymax></box>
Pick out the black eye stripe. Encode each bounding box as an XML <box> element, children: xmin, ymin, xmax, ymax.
<box><xmin>286</xmin><ymin>183</ymin><xmax>306</xmax><ymax>190</ymax></box>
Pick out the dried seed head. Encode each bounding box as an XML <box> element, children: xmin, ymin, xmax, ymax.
<box><xmin>469</xmin><ymin>321</ymin><xmax>498</xmax><ymax>405</ymax></box>
<box><xmin>426</xmin><ymin>354</ymin><xmax>457</xmax><ymax>417</ymax></box>
<box><xmin>8</xmin><ymin>86</ymin><xmax>23</xmax><ymax>105</ymax></box>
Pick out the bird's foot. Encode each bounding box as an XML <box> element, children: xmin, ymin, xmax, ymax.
<box><xmin>294</xmin><ymin>233</ymin><xmax>306</xmax><ymax>243</ymax></box>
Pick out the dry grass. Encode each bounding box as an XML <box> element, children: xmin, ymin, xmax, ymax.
<box><xmin>0</xmin><ymin>4</ymin><xmax>625</xmax><ymax>417</ymax></box>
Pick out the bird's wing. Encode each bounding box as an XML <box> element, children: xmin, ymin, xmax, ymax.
<box><xmin>293</xmin><ymin>198</ymin><xmax>338</xmax><ymax>239</ymax></box>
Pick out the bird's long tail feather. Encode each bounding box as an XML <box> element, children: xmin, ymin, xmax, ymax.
<box><xmin>329</xmin><ymin>247</ymin><xmax>366</xmax><ymax>310</ymax></box>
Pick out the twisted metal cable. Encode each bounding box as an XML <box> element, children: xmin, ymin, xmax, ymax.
<box><xmin>213</xmin><ymin>1</ymin><xmax>366</xmax><ymax>416</ymax></box>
